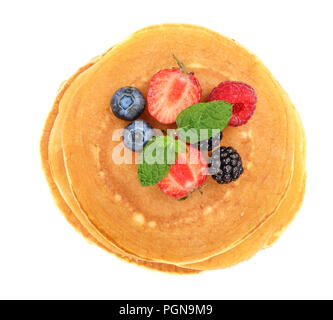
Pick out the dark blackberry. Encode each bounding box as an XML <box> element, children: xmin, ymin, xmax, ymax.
<box><xmin>209</xmin><ymin>147</ymin><xmax>244</xmax><ymax>184</ymax></box>
<box><xmin>191</xmin><ymin>131</ymin><xmax>223</xmax><ymax>151</ymax></box>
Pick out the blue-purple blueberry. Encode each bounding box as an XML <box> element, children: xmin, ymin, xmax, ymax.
<box><xmin>111</xmin><ymin>87</ymin><xmax>145</xmax><ymax>121</ymax></box>
<box><xmin>122</xmin><ymin>120</ymin><xmax>155</xmax><ymax>152</ymax></box>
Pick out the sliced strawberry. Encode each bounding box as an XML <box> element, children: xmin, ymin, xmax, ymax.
<box><xmin>147</xmin><ymin>68</ymin><xmax>201</xmax><ymax>124</ymax></box>
<box><xmin>158</xmin><ymin>145</ymin><xmax>208</xmax><ymax>199</ymax></box>
<box><xmin>208</xmin><ymin>81</ymin><xmax>257</xmax><ymax>126</ymax></box>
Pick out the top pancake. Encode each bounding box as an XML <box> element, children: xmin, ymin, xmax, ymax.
<box><xmin>59</xmin><ymin>24</ymin><xmax>299</xmax><ymax>264</ymax></box>
<box><xmin>43</xmin><ymin>39</ymin><xmax>305</xmax><ymax>273</ymax></box>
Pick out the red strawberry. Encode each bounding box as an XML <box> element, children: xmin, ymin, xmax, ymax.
<box><xmin>147</xmin><ymin>58</ymin><xmax>201</xmax><ymax>124</ymax></box>
<box><xmin>208</xmin><ymin>81</ymin><xmax>257</xmax><ymax>126</ymax></box>
<box><xmin>158</xmin><ymin>145</ymin><xmax>208</xmax><ymax>199</ymax></box>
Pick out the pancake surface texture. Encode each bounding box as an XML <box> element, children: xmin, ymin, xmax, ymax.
<box><xmin>41</xmin><ymin>24</ymin><xmax>306</xmax><ymax>272</ymax></box>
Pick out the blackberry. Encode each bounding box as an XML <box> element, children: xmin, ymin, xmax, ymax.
<box><xmin>209</xmin><ymin>147</ymin><xmax>244</xmax><ymax>184</ymax></box>
<box><xmin>191</xmin><ymin>131</ymin><xmax>223</xmax><ymax>151</ymax></box>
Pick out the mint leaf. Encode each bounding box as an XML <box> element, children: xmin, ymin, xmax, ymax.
<box><xmin>138</xmin><ymin>136</ymin><xmax>186</xmax><ymax>186</ymax></box>
<box><xmin>176</xmin><ymin>101</ymin><xmax>232</xmax><ymax>144</ymax></box>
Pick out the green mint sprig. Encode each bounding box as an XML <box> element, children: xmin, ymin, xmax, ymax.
<box><xmin>138</xmin><ymin>100</ymin><xmax>232</xmax><ymax>186</ymax></box>
<box><xmin>138</xmin><ymin>135</ymin><xmax>187</xmax><ymax>186</ymax></box>
<box><xmin>176</xmin><ymin>101</ymin><xmax>232</xmax><ymax>144</ymax></box>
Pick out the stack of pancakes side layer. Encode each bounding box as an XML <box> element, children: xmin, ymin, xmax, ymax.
<box><xmin>40</xmin><ymin>24</ymin><xmax>306</xmax><ymax>273</ymax></box>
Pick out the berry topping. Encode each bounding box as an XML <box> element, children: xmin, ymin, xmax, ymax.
<box><xmin>158</xmin><ymin>145</ymin><xmax>208</xmax><ymax>199</ymax></box>
<box><xmin>191</xmin><ymin>131</ymin><xmax>223</xmax><ymax>151</ymax></box>
<box><xmin>122</xmin><ymin>120</ymin><xmax>155</xmax><ymax>152</ymax></box>
<box><xmin>111</xmin><ymin>87</ymin><xmax>146</xmax><ymax>121</ymax></box>
<box><xmin>147</xmin><ymin>57</ymin><xmax>201</xmax><ymax>124</ymax></box>
<box><xmin>209</xmin><ymin>147</ymin><xmax>244</xmax><ymax>184</ymax></box>
<box><xmin>208</xmin><ymin>81</ymin><xmax>257</xmax><ymax>126</ymax></box>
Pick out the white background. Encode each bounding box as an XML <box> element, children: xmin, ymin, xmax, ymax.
<box><xmin>0</xmin><ymin>0</ymin><xmax>332</xmax><ymax>300</ymax></box>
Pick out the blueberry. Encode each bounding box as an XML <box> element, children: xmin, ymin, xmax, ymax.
<box><xmin>191</xmin><ymin>131</ymin><xmax>223</xmax><ymax>151</ymax></box>
<box><xmin>111</xmin><ymin>87</ymin><xmax>146</xmax><ymax>121</ymax></box>
<box><xmin>122</xmin><ymin>120</ymin><xmax>155</xmax><ymax>152</ymax></box>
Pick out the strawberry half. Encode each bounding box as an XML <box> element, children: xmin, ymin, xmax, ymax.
<box><xmin>147</xmin><ymin>58</ymin><xmax>201</xmax><ymax>124</ymax></box>
<box><xmin>158</xmin><ymin>145</ymin><xmax>208</xmax><ymax>199</ymax></box>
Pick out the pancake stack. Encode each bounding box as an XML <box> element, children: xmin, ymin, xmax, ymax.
<box><xmin>40</xmin><ymin>24</ymin><xmax>306</xmax><ymax>273</ymax></box>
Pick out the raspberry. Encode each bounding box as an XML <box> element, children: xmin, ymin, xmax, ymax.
<box><xmin>208</xmin><ymin>81</ymin><xmax>257</xmax><ymax>126</ymax></box>
<box><xmin>209</xmin><ymin>147</ymin><xmax>244</xmax><ymax>184</ymax></box>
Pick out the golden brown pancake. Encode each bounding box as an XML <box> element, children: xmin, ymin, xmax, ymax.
<box><xmin>41</xmin><ymin>24</ymin><xmax>306</xmax><ymax>272</ymax></box>
<box><xmin>43</xmin><ymin>52</ymin><xmax>305</xmax><ymax>272</ymax></box>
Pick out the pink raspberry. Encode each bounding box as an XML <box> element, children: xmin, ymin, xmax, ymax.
<box><xmin>208</xmin><ymin>81</ymin><xmax>257</xmax><ymax>126</ymax></box>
